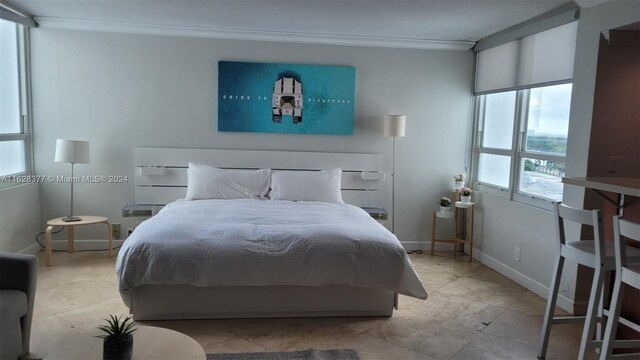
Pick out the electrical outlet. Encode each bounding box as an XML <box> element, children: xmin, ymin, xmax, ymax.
<box><xmin>112</xmin><ymin>223</ymin><xmax>121</xmax><ymax>240</ymax></box>
<box><xmin>515</xmin><ymin>247</ymin><xmax>521</xmax><ymax>262</ymax></box>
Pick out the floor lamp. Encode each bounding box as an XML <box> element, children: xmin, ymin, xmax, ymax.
<box><xmin>55</xmin><ymin>139</ymin><xmax>90</xmax><ymax>222</ymax></box>
<box><xmin>384</xmin><ymin>115</ymin><xmax>406</xmax><ymax>233</ymax></box>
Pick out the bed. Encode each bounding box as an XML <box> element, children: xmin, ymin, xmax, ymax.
<box><xmin>117</xmin><ymin>148</ymin><xmax>427</xmax><ymax>320</ymax></box>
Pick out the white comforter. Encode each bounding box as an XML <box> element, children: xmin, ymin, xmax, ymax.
<box><xmin>116</xmin><ymin>199</ymin><xmax>428</xmax><ymax>305</ymax></box>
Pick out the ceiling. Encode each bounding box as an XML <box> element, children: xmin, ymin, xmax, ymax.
<box><xmin>6</xmin><ymin>0</ymin><xmax>608</xmax><ymax>50</ymax></box>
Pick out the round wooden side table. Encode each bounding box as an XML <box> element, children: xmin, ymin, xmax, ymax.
<box><xmin>45</xmin><ymin>216</ymin><xmax>112</xmax><ymax>266</ymax></box>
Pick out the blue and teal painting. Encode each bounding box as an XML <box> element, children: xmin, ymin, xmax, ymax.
<box><xmin>218</xmin><ymin>61</ymin><xmax>355</xmax><ymax>135</ymax></box>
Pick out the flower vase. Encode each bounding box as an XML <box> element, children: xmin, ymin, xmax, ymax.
<box><xmin>460</xmin><ymin>195</ymin><xmax>471</xmax><ymax>204</ymax></box>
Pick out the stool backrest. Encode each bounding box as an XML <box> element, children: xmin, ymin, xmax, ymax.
<box><xmin>555</xmin><ymin>203</ymin><xmax>603</xmax><ymax>259</ymax></box>
<box><xmin>613</xmin><ymin>216</ymin><xmax>640</xmax><ymax>269</ymax></box>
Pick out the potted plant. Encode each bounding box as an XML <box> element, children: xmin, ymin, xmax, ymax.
<box><xmin>460</xmin><ymin>187</ymin><xmax>472</xmax><ymax>204</ymax></box>
<box><xmin>453</xmin><ymin>174</ymin><xmax>465</xmax><ymax>189</ymax></box>
<box><xmin>97</xmin><ymin>315</ymin><xmax>136</xmax><ymax>360</ymax></box>
<box><xmin>438</xmin><ymin>196</ymin><xmax>452</xmax><ymax>213</ymax></box>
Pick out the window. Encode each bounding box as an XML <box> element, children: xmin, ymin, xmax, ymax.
<box><xmin>472</xmin><ymin>18</ymin><xmax>577</xmax><ymax>209</ymax></box>
<box><xmin>473</xmin><ymin>83</ymin><xmax>572</xmax><ymax>206</ymax></box>
<box><xmin>0</xmin><ymin>18</ymin><xmax>30</xmax><ymax>178</ymax></box>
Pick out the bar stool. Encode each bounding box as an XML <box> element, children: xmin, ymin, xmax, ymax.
<box><xmin>538</xmin><ymin>203</ymin><xmax>607</xmax><ymax>359</ymax></box>
<box><xmin>538</xmin><ymin>203</ymin><xmax>640</xmax><ymax>359</ymax></box>
<box><xmin>600</xmin><ymin>217</ymin><xmax>640</xmax><ymax>360</ymax></box>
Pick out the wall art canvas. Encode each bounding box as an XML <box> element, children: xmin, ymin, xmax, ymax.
<box><xmin>218</xmin><ymin>61</ymin><xmax>355</xmax><ymax>135</ymax></box>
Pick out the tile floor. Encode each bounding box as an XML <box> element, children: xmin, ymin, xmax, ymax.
<box><xmin>28</xmin><ymin>251</ymin><xmax>596</xmax><ymax>360</ymax></box>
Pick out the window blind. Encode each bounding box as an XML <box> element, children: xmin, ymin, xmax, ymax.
<box><xmin>475</xmin><ymin>21</ymin><xmax>578</xmax><ymax>94</ymax></box>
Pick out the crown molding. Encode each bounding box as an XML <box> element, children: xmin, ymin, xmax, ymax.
<box><xmin>34</xmin><ymin>17</ymin><xmax>476</xmax><ymax>51</ymax></box>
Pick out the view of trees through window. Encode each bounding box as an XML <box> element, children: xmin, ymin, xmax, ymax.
<box><xmin>519</xmin><ymin>83</ymin><xmax>572</xmax><ymax>201</ymax></box>
<box><xmin>525</xmin><ymin>136</ymin><xmax>567</xmax><ymax>154</ymax></box>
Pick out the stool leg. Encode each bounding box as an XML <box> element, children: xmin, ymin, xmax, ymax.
<box><xmin>579</xmin><ymin>265</ymin><xmax>605</xmax><ymax>360</ymax></box>
<box><xmin>468</xmin><ymin>205</ymin><xmax>474</xmax><ymax>262</ymax></box>
<box><xmin>599</xmin><ymin>272</ymin><xmax>624</xmax><ymax>360</ymax></box>
<box><xmin>597</xmin><ymin>270</ymin><xmax>612</xmax><ymax>343</ymax></box>
<box><xmin>539</xmin><ymin>254</ymin><xmax>564</xmax><ymax>359</ymax></box>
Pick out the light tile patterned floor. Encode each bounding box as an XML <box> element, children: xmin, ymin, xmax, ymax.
<box><xmin>28</xmin><ymin>251</ymin><xmax>596</xmax><ymax>359</ymax></box>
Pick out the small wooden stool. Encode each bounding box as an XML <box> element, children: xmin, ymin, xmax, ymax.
<box><xmin>453</xmin><ymin>201</ymin><xmax>475</xmax><ymax>262</ymax></box>
<box><xmin>431</xmin><ymin>187</ymin><xmax>475</xmax><ymax>262</ymax></box>
<box><xmin>431</xmin><ymin>210</ymin><xmax>455</xmax><ymax>255</ymax></box>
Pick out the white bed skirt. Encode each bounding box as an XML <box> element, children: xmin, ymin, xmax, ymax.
<box><xmin>127</xmin><ymin>285</ymin><xmax>397</xmax><ymax>320</ymax></box>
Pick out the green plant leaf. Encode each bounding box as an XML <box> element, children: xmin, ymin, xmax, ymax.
<box><xmin>97</xmin><ymin>314</ymin><xmax>137</xmax><ymax>337</ymax></box>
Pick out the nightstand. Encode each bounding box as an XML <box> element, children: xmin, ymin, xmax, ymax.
<box><xmin>122</xmin><ymin>204</ymin><xmax>161</xmax><ymax>238</ymax></box>
<box><xmin>361</xmin><ymin>207</ymin><xmax>388</xmax><ymax>222</ymax></box>
<box><xmin>45</xmin><ymin>216</ymin><xmax>112</xmax><ymax>266</ymax></box>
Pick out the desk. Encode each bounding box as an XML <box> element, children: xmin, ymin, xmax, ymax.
<box><xmin>45</xmin><ymin>216</ymin><xmax>112</xmax><ymax>266</ymax></box>
<box><xmin>562</xmin><ymin>177</ymin><xmax>640</xmax><ymax>196</ymax></box>
<box><xmin>563</xmin><ymin>176</ymin><xmax>640</xmax><ymax>214</ymax></box>
<box><xmin>44</xmin><ymin>326</ymin><xmax>205</xmax><ymax>360</ymax></box>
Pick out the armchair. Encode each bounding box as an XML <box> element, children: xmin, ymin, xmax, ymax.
<box><xmin>0</xmin><ymin>252</ymin><xmax>37</xmax><ymax>360</ymax></box>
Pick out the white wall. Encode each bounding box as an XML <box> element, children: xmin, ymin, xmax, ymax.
<box><xmin>30</xmin><ymin>29</ymin><xmax>474</xmax><ymax>247</ymax></box>
<box><xmin>474</xmin><ymin>1</ymin><xmax>640</xmax><ymax>313</ymax></box>
<box><xmin>0</xmin><ymin>183</ymin><xmax>42</xmax><ymax>253</ymax></box>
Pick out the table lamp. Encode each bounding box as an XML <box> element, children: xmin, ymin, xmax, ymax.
<box><xmin>55</xmin><ymin>139</ymin><xmax>90</xmax><ymax>222</ymax></box>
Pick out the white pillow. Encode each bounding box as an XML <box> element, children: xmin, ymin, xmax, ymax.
<box><xmin>270</xmin><ymin>168</ymin><xmax>344</xmax><ymax>204</ymax></box>
<box><xmin>186</xmin><ymin>163</ymin><xmax>271</xmax><ymax>200</ymax></box>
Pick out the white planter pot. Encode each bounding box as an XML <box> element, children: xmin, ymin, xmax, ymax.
<box><xmin>439</xmin><ymin>206</ymin><xmax>450</xmax><ymax>213</ymax></box>
<box><xmin>454</xmin><ymin>180</ymin><xmax>464</xmax><ymax>189</ymax></box>
<box><xmin>461</xmin><ymin>195</ymin><xmax>471</xmax><ymax>204</ymax></box>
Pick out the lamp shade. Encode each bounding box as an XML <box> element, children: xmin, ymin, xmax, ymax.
<box><xmin>384</xmin><ymin>115</ymin><xmax>406</xmax><ymax>138</ymax></box>
<box><xmin>55</xmin><ymin>139</ymin><xmax>90</xmax><ymax>164</ymax></box>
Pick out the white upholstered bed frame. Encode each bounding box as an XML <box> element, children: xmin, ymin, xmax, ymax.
<box><xmin>129</xmin><ymin>147</ymin><xmax>396</xmax><ymax>320</ymax></box>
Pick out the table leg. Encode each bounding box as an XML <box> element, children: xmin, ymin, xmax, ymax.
<box><xmin>454</xmin><ymin>207</ymin><xmax>458</xmax><ymax>257</ymax></box>
<box><xmin>431</xmin><ymin>213</ymin><xmax>436</xmax><ymax>255</ymax></box>
<box><xmin>106</xmin><ymin>221</ymin><xmax>113</xmax><ymax>258</ymax></box>
<box><xmin>469</xmin><ymin>205</ymin><xmax>475</xmax><ymax>262</ymax></box>
<box><xmin>67</xmin><ymin>226</ymin><xmax>74</xmax><ymax>253</ymax></box>
<box><xmin>45</xmin><ymin>226</ymin><xmax>53</xmax><ymax>266</ymax></box>
<box><xmin>461</xmin><ymin>208</ymin><xmax>467</xmax><ymax>242</ymax></box>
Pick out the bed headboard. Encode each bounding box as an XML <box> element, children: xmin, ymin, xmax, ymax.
<box><xmin>134</xmin><ymin>147</ymin><xmax>384</xmax><ymax>207</ymax></box>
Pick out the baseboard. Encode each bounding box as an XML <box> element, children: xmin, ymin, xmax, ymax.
<box><xmin>18</xmin><ymin>242</ymin><xmax>41</xmax><ymax>255</ymax></box>
<box><xmin>474</xmin><ymin>249</ymin><xmax>574</xmax><ymax>314</ymax></box>
<box><xmin>51</xmin><ymin>239</ymin><xmax>124</xmax><ymax>251</ymax></box>
<box><xmin>20</xmin><ymin>240</ymin><xmax>123</xmax><ymax>254</ymax></box>
<box><xmin>402</xmin><ymin>241</ymin><xmax>458</xmax><ymax>252</ymax></box>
